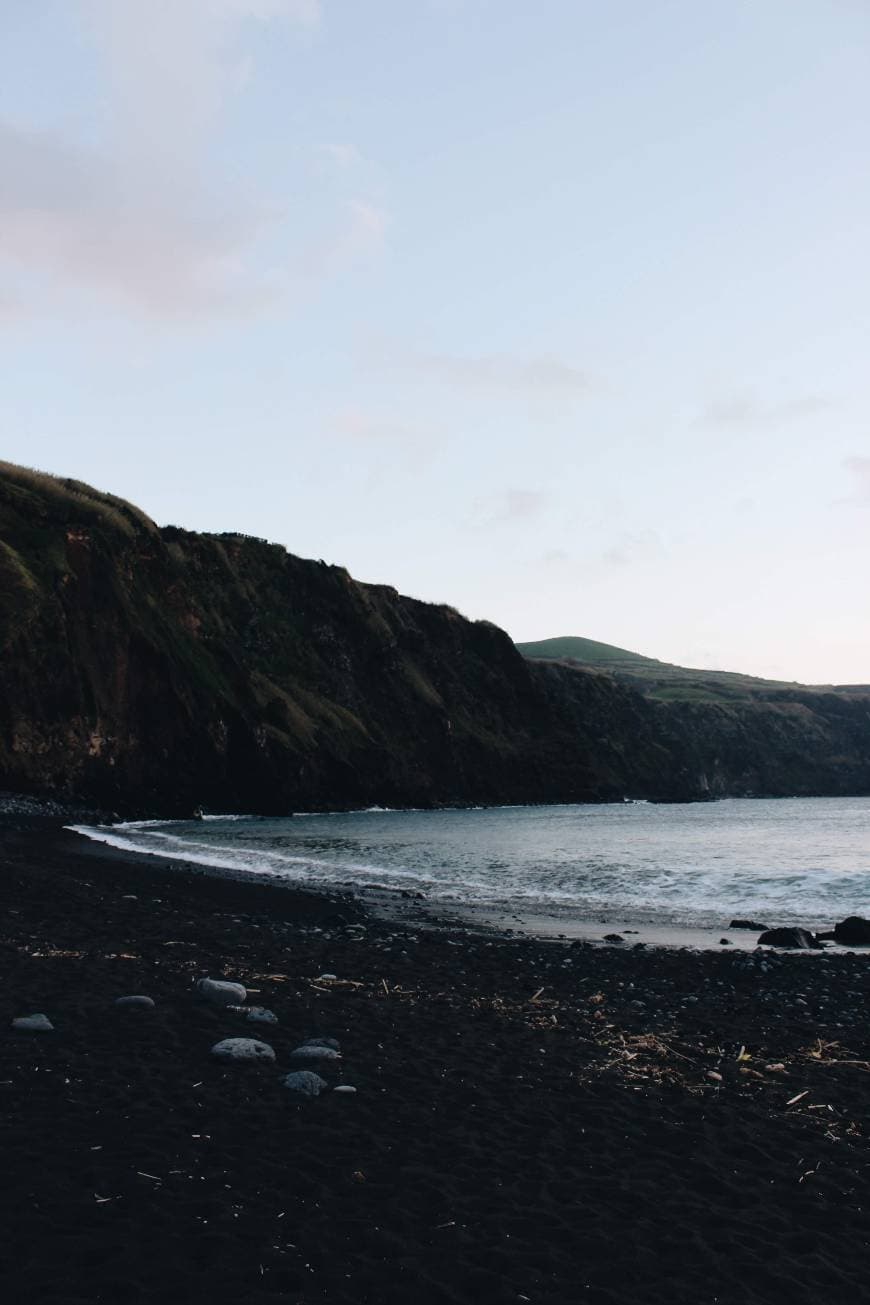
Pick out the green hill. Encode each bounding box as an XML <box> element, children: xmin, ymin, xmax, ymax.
<box><xmin>515</xmin><ymin>636</ymin><xmax>660</xmax><ymax>667</ymax></box>
<box><xmin>515</xmin><ymin>636</ymin><xmax>869</xmax><ymax>704</ymax></box>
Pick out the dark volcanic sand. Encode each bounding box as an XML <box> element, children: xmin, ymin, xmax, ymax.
<box><xmin>2</xmin><ymin>823</ymin><xmax>870</xmax><ymax>1305</ymax></box>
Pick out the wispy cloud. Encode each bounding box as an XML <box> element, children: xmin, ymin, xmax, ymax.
<box><xmin>318</xmin><ymin>142</ymin><xmax>364</xmax><ymax>170</ymax></box>
<box><xmin>293</xmin><ymin>200</ymin><xmax>388</xmax><ymax>287</ymax></box>
<box><xmin>698</xmin><ymin>393</ymin><xmax>831</xmax><ymax>427</ymax></box>
<box><xmin>382</xmin><ymin>346</ymin><xmax>589</xmax><ymax>396</ymax></box>
<box><xmin>0</xmin><ymin>1</ymin><xmax>322</xmax><ymax>318</ymax></box>
<box><xmin>333</xmin><ymin>407</ymin><xmax>418</xmax><ymax>443</ymax></box>
<box><xmin>422</xmin><ymin>351</ymin><xmax>588</xmax><ymax>394</ymax></box>
<box><xmin>844</xmin><ymin>455</ymin><xmax>870</xmax><ymax>499</ymax></box>
<box><xmin>601</xmin><ymin>529</ymin><xmax>665</xmax><ymax>568</ymax></box>
<box><xmin>469</xmin><ymin>488</ymin><xmax>551</xmax><ymax>528</ymax></box>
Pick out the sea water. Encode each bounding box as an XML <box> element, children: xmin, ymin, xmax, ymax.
<box><xmin>70</xmin><ymin>797</ymin><xmax>870</xmax><ymax>931</ymax></box>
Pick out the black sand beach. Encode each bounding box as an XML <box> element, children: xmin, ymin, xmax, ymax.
<box><xmin>3</xmin><ymin>820</ymin><xmax>870</xmax><ymax>1305</ymax></box>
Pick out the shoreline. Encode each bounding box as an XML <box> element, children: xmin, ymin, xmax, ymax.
<box><xmin>5</xmin><ymin>817</ymin><xmax>870</xmax><ymax>1303</ymax></box>
<box><xmin>66</xmin><ymin>816</ymin><xmax>868</xmax><ymax>956</ymax></box>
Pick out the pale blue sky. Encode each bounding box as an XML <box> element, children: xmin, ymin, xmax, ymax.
<box><xmin>1</xmin><ymin>1</ymin><xmax>868</xmax><ymax>682</ymax></box>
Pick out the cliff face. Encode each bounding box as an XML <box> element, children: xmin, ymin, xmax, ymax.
<box><xmin>1</xmin><ymin>464</ymin><xmax>868</xmax><ymax>814</ymax></box>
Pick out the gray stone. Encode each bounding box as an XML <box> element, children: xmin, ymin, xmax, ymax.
<box><xmin>210</xmin><ymin>1038</ymin><xmax>275</xmax><ymax>1062</ymax></box>
<box><xmin>227</xmin><ymin>1005</ymin><xmax>277</xmax><ymax>1025</ymax></box>
<box><xmin>289</xmin><ymin>1044</ymin><xmax>342</xmax><ymax>1063</ymax></box>
<box><xmin>12</xmin><ymin>1014</ymin><xmax>53</xmax><ymax>1032</ymax></box>
<box><xmin>283</xmin><ymin>1071</ymin><xmax>328</xmax><ymax>1097</ymax></box>
<box><xmin>114</xmin><ymin>995</ymin><xmax>155</xmax><ymax>1010</ymax></box>
<box><xmin>196</xmin><ymin>978</ymin><xmax>247</xmax><ymax>1005</ymax></box>
<box><xmin>333</xmin><ymin>1085</ymin><xmax>357</xmax><ymax>1094</ymax></box>
<box><xmin>299</xmin><ymin>1036</ymin><xmax>341</xmax><ymax>1052</ymax></box>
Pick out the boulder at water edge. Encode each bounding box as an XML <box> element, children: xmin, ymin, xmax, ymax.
<box><xmin>283</xmin><ymin>1071</ymin><xmax>328</xmax><ymax>1097</ymax></box>
<box><xmin>757</xmin><ymin>927</ymin><xmax>821</xmax><ymax>950</ymax></box>
<box><xmin>196</xmin><ymin>978</ymin><xmax>247</xmax><ymax>1005</ymax></box>
<box><xmin>828</xmin><ymin>917</ymin><xmax>870</xmax><ymax>945</ymax></box>
<box><xmin>211</xmin><ymin>1038</ymin><xmax>275</xmax><ymax>1063</ymax></box>
<box><xmin>729</xmin><ymin>919</ymin><xmax>770</xmax><ymax>931</ymax></box>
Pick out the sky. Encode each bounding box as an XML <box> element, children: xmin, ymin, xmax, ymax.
<box><xmin>1</xmin><ymin>0</ymin><xmax>868</xmax><ymax>684</ymax></box>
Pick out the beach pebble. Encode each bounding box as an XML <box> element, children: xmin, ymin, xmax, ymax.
<box><xmin>333</xmin><ymin>1085</ymin><xmax>357</xmax><ymax>1094</ymax></box>
<box><xmin>12</xmin><ymin>1014</ymin><xmax>53</xmax><ymax>1032</ymax></box>
<box><xmin>210</xmin><ymin>1038</ymin><xmax>275</xmax><ymax>1063</ymax></box>
<box><xmin>299</xmin><ymin>1036</ymin><xmax>341</xmax><ymax>1052</ymax></box>
<box><xmin>317</xmin><ymin>973</ymin><xmax>338</xmax><ymax>981</ymax></box>
<box><xmin>603</xmin><ymin>933</ymin><xmax>625</xmax><ymax>944</ymax></box>
<box><xmin>114</xmin><ymin>995</ymin><xmax>155</xmax><ymax>1010</ymax></box>
<box><xmin>196</xmin><ymin>978</ymin><xmax>247</xmax><ymax>1005</ymax></box>
<box><xmin>289</xmin><ymin>1044</ymin><xmax>342</xmax><ymax>1063</ymax></box>
<box><xmin>283</xmin><ymin>1071</ymin><xmax>328</xmax><ymax>1097</ymax></box>
<box><xmin>707</xmin><ymin>1071</ymin><xmax>723</xmax><ymax>1082</ymax></box>
<box><xmin>227</xmin><ymin>1005</ymin><xmax>277</xmax><ymax>1025</ymax></box>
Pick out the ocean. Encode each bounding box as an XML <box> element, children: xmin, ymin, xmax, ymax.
<box><xmin>70</xmin><ymin>796</ymin><xmax>870</xmax><ymax>932</ymax></box>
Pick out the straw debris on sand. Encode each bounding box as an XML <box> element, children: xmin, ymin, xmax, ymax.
<box><xmin>2</xmin><ymin>824</ymin><xmax>870</xmax><ymax>1305</ymax></box>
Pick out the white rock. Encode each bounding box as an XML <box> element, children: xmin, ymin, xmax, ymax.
<box><xmin>210</xmin><ymin>1038</ymin><xmax>275</xmax><ymax>1062</ymax></box>
<box><xmin>333</xmin><ymin>1085</ymin><xmax>357</xmax><ymax>1094</ymax></box>
<box><xmin>283</xmin><ymin>1071</ymin><xmax>328</xmax><ymax>1097</ymax></box>
<box><xmin>196</xmin><ymin>978</ymin><xmax>247</xmax><ymax>1006</ymax></box>
<box><xmin>12</xmin><ymin>1014</ymin><xmax>54</xmax><ymax>1032</ymax></box>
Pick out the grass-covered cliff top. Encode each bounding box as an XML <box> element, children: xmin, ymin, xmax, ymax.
<box><xmin>515</xmin><ymin>635</ymin><xmax>870</xmax><ymax>703</ymax></box>
<box><xmin>0</xmin><ymin>462</ymin><xmax>159</xmax><ymax>540</ymax></box>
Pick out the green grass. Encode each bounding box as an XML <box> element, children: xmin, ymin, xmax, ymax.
<box><xmin>515</xmin><ymin>635</ymin><xmax>658</xmax><ymax>665</ymax></box>
<box><xmin>515</xmin><ymin>633</ymin><xmax>868</xmax><ymax>700</ymax></box>
<box><xmin>0</xmin><ymin>461</ymin><xmax>158</xmax><ymax>538</ymax></box>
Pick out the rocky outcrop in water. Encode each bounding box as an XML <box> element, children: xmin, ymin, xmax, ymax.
<box><xmin>1</xmin><ymin>462</ymin><xmax>869</xmax><ymax>814</ymax></box>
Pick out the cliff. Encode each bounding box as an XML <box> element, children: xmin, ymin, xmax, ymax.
<box><xmin>1</xmin><ymin>463</ymin><xmax>868</xmax><ymax>814</ymax></box>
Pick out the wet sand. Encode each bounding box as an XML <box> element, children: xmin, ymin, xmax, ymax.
<box><xmin>3</xmin><ymin>820</ymin><xmax>870</xmax><ymax>1304</ymax></box>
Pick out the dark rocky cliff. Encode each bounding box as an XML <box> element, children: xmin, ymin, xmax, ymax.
<box><xmin>1</xmin><ymin>464</ymin><xmax>868</xmax><ymax>814</ymax></box>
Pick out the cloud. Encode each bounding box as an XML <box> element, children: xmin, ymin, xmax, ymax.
<box><xmin>469</xmin><ymin>488</ymin><xmax>550</xmax><ymax>528</ymax></box>
<box><xmin>698</xmin><ymin>393</ymin><xmax>831</xmax><ymax>427</ymax></box>
<box><xmin>0</xmin><ymin>1</ymin><xmax>321</xmax><ymax>318</ymax></box>
<box><xmin>293</xmin><ymin>199</ymin><xmax>388</xmax><ymax>287</ymax></box>
<box><xmin>0</xmin><ymin>120</ymin><xmax>276</xmax><ymax>317</ymax></box>
<box><xmin>844</xmin><ymin>455</ymin><xmax>870</xmax><ymax>499</ymax></box>
<box><xmin>318</xmin><ymin>142</ymin><xmax>364</xmax><ymax>170</ymax></box>
<box><xmin>500</xmin><ymin>489</ymin><xmax>549</xmax><ymax>521</ymax></box>
<box><xmin>394</xmin><ymin>348</ymin><xmax>589</xmax><ymax>396</ymax></box>
<box><xmin>601</xmin><ymin>529</ymin><xmax>665</xmax><ymax>568</ymax></box>
<box><xmin>333</xmin><ymin>407</ymin><xmax>418</xmax><ymax>443</ymax></box>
